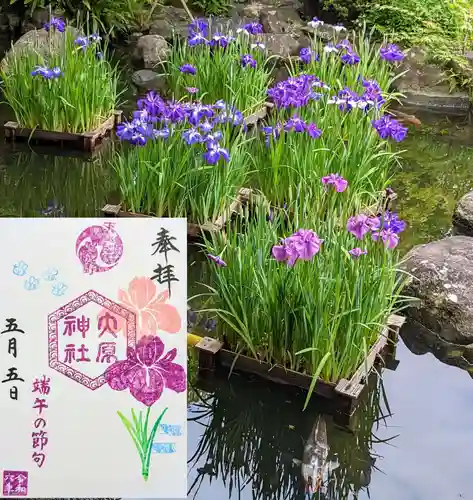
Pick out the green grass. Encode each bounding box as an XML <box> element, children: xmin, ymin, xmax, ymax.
<box><xmin>1</xmin><ymin>28</ymin><xmax>119</xmax><ymax>133</ymax></box>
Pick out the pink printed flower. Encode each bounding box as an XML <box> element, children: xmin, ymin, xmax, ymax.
<box><xmin>97</xmin><ymin>276</ymin><xmax>181</xmax><ymax>338</ymax></box>
<box><xmin>105</xmin><ymin>335</ymin><xmax>186</xmax><ymax>406</ymax></box>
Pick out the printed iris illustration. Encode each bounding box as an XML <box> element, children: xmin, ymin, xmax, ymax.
<box><xmin>105</xmin><ymin>335</ymin><xmax>186</xmax><ymax>481</ymax></box>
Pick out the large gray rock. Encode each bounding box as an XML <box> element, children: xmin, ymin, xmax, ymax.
<box><xmin>149</xmin><ymin>7</ymin><xmax>189</xmax><ymax>40</ymax></box>
<box><xmin>394</xmin><ymin>47</ymin><xmax>470</xmax><ymax>115</ymax></box>
<box><xmin>131</xmin><ymin>69</ymin><xmax>166</xmax><ymax>92</ymax></box>
<box><xmin>132</xmin><ymin>34</ymin><xmax>170</xmax><ymax>69</ymax></box>
<box><xmin>400</xmin><ymin>317</ymin><xmax>473</xmax><ymax>377</ymax></box>
<box><xmin>453</xmin><ymin>191</ymin><xmax>473</xmax><ymax>236</ymax></box>
<box><xmin>1</xmin><ymin>26</ymin><xmax>82</xmax><ymax>69</ymax></box>
<box><xmin>259</xmin><ymin>33</ymin><xmax>302</xmax><ymax>58</ymax></box>
<box><xmin>402</xmin><ymin>236</ymin><xmax>473</xmax><ymax>345</ymax></box>
<box><xmin>260</xmin><ymin>7</ymin><xmax>304</xmax><ymax>34</ymax></box>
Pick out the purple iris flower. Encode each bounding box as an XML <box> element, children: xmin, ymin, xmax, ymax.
<box><xmin>216</xmin><ymin>107</ymin><xmax>244</xmax><ymax>126</ymax></box>
<box><xmin>380</xmin><ymin>44</ymin><xmax>405</xmax><ymax>62</ymax></box>
<box><xmin>284</xmin><ymin>114</ymin><xmax>306</xmax><ymax>132</ymax></box>
<box><xmin>164</xmin><ymin>101</ymin><xmax>187</xmax><ymax>123</ymax></box>
<box><xmin>336</xmin><ymin>39</ymin><xmax>352</xmax><ymax>51</ymax></box>
<box><xmin>372</xmin><ymin>115</ymin><xmax>408</xmax><ymax>142</ymax></box>
<box><xmin>74</xmin><ymin>36</ymin><xmax>89</xmax><ymax>49</ymax></box>
<box><xmin>272</xmin><ymin>229</ymin><xmax>322</xmax><ymax>266</ymax></box>
<box><xmin>153</xmin><ymin>127</ymin><xmax>170</xmax><ymax>139</ymax></box>
<box><xmin>179</xmin><ymin>64</ymin><xmax>196</xmax><ymax>75</ymax></box>
<box><xmin>207</xmin><ymin>254</ymin><xmax>227</xmax><ymax>266</ymax></box>
<box><xmin>347</xmin><ymin>214</ymin><xmax>380</xmax><ymax>240</ymax></box>
<box><xmin>349</xmin><ymin>248</ymin><xmax>368</xmax><ymax>259</ymax></box>
<box><xmin>199</xmin><ymin>120</ymin><xmax>214</xmax><ymax>133</ymax></box>
<box><xmin>187</xmin><ymin>103</ymin><xmax>214</xmax><ymax>126</ymax></box>
<box><xmin>321</xmin><ymin>173</ymin><xmax>348</xmax><ymax>192</ymax></box>
<box><xmin>341</xmin><ymin>51</ymin><xmax>360</xmax><ymax>65</ymax></box>
<box><xmin>240</xmin><ymin>22</ymin><xmax>263</xmax><ymax>35</ymax></box>
<box><xmin>31</xmin><ymin>65</ymin><xmax>60</xmax><ymax>79</ymax></box>
<box><xmin>137</xmin><ymin>91</ymin><xmax>165</xmax><ymax>116</ymax></box>
<box><xmin>186</xmin><ymin>87</ymin><xmax>199</xmax><ymax>94</ymax></box>
<box><xmin>188</xmin><ymin>32</ymin><xmax>208</xmax><ymax>47</ymax></box>
<box><xmin>182</xmin><ymin>128</ymin><xmax>203</xmax><ymax>145</ymax></box>
<box><xmin>210</xmin><ymin>34</ymin><xmax>230</xmax><ymax>48</ymax></box>
<box><xmin>43</xmin><ymin>16</ymin><xmax>65</xmax><ymax>32</ymax></box>
<box><xmin>89</xmin><ymin>33</ymin><xmax>101</xmax><ymax>42</ymax></box>
<box><xmin>203</xmin><ymin>131</ymin><xmax>223</xmax><ymax>144</ymax></box>
<box><xmin>241</xmin><ymin>54</ymin><xmax>257</xmax><ymax>68</ymax></box>
<box><xmin>262</xmin><ymin>124</ymin><xmax>282</xmax><ymax>146</ymax></box>
<box><xmin>306</xmin><ymin>123</ymin><xmax>322</xmax><ymax>139</ymax></box>
<box><xmin>378</xmin><ymin>211</ymin><xmax>406</xmax><ymax>234</ymax></box>
<box><xmin>372</xmin><ymin>228</ymin><xmax>399</xmax><ymax>249</ymax></box>
<box><xmin>189</xmin><ymin>18</ymin><xmax>209</xmax><ymax>37</ymax></box>
<box><xmin>203</xmin><ymin>143</ymin><xmax>230</xmax><ymax>164</ymax></box>
<box><xmin>299</xmin><ymin>47</ymin><xmax>313</xmax><ymax>64</ymax></box>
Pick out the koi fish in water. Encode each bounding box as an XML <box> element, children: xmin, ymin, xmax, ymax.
<box><xmin>293</xmin><ymin>415</ymin><xmax>339</xmax><ymax>498</ymax></box>
<box><xmin>388</xmin><ymin>109</ymin><xmax>422</xmax><ymax>127</ymax></box>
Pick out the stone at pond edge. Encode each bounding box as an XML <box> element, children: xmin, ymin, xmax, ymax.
<box><xmin>452</xmin><ymin>191</ymin><xmax>473</xmax><ymax>237</ymax></box>
<box><xmin>132</xmin><ymin>35</ymin><xmax>170</xmax><ymax>69</ymax></box>
<box><xmin>401</xmin><ymin>235</ymin><xmax>473</xmax><ymax>345</ymax></box>
<box><xmin>259</xmin><ymin>33</ymin><xmax>303</xmax><ymax>58</ymax></box>
<box><xmin>394</xmin><ymin>47</ymin><xmax>470</xmax><ymax>115</ymax></box>
<box><xmin>131</xmin><ymin>69</ymin><xmax>166</xmax><ymax>92</ymax></box>
<box><xmin>1</xmin><ymin>26</ymin><xmax>83</xmax><ymax>70</ymax></box>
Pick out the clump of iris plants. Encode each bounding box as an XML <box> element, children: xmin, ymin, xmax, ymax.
<box><xmin>250</xmin><ymin>23</ymin><xmax>407</xmax><ymax>212</ymax></box>
<box><xmin>201</xmin><ymin>197</ymin><xmax>408</xmax><ymax>400</ymax></box>
<box><xmin>112</xmin><ymin>90</ymin><xmax>252</xmax><ymax>223</ymax></box>
<box><xmin>165</xmin><ymin>18</ymin><xmax>273</xmax><ymax>115</ymax></box>
<box><xmin>0</xmin><ymin>17</ymin><xmax>118</xmax><ymax>133</ymax></box>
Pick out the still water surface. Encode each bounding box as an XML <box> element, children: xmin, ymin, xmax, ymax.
<box><xmin>0</xmin><ymin>107</ymin><xmax>472</xmax><ymax>499</ymax></box>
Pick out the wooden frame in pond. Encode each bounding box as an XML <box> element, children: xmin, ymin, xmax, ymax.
<box><xmin>194</xmin><ymin>314</ymin><xmax>405</xmax><ymax>426</ymax></box>
<box><xmin>101</xmin><ymin>187</ymin><xmax>252</xmax><ymax>238</ymax></box>
<box><xmin>3</xmin><ymin>111</ymin><xmax>122</xmax><ymax>153</ymax></box>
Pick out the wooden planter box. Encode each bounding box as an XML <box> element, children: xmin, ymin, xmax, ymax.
<box><xmin>102</xmin><ymin>187</ymin><xmax>252</xmax><ymax>238</ymax></box>
<box><xmin>3</xmin><ymin>111</ymin><xmax>122</xmax><ymax>153</ymax></box>
<box><xmin>194</xmin><ymin>314</ymin><xmax>405</xmax><ymax>426</ymax></box>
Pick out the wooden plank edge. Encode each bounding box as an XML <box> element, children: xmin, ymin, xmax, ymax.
<box><xmin>334</xmin><ymin>315</ymin><xmax>405</xmax><ymax>399</ymax></box>
<box><xmin>3</xmin><ymin>111</ymin><xmax>121</xmax><ymax>143</ymax></box>
<box><xmin>213</xmin><ymin>187</ymin><xmax>253</xmax><ymax>229</ymax></box>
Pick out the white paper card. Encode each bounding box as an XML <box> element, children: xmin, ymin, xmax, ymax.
<box><xmin>0</xmin><ymin>218</ymin><xmax>187</xmax><ymax>498</ymax></box>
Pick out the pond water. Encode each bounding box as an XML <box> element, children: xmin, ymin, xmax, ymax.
<box><xmin>1</xmin><ymin>102</ymin><xmax>472</xmax><ymax>498</ymax></box>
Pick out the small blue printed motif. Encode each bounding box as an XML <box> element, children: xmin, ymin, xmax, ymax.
<box><xmin>13</xmin><ymin>261</ymin><xmax>28</xmax><ymax>276</ymax></box>
<box><xmin>42</xmin><ymin>268</ymin><xmax>59</xmax><ymax>281</ymax></box>
<box><xmin>24</xmin><ymin>276</ymin><xmax>39</xmax><ymax>291</ymax></box>
<box><xmin>152</xmin><ymin>443</ymin><xmax>176</xmax><ymax>454</ymax></box>
<box><xmin>51</xmin><ymin>283</ymin><xmax>68</xmax><ymax>296</ymax></box>
<box><xmin>158</xmin><ymin>424</ymin><xmax>183</xmax><ymax>437</ymax></box>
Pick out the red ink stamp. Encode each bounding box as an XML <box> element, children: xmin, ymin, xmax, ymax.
<box><xmin>75</xmin><ymin>222</ymin><xmax>123</xmax><ymax>275</ymax></box>
<box><xmin>3</xmin><ymin>471</ymin><xmax>28</xmax><ymax>496</ymax></box>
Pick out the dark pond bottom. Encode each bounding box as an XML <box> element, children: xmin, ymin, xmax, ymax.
<box><xmin>1</xmin><ymin>101</ymin><xmax>472</xmax><ymax>498</ymax></box>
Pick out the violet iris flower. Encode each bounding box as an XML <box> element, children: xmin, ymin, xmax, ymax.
<box><xmin>306</xmin><ymin>123</ymin><xmax>322</xmax><ymax>139</ymax></box>
<box><xmin>203</xmin><ymin>143</ymin><xmax>230</xmax><ymax>164</ymax></box>
<box><xmin>349</xmin><ymin>248</ymin><xmax>368</xmax><ymax>259</ymax></box>
<box><xmin>239</xmin><ymin>22</ymin><xmax>263</xmax><ymax>35</ymax></box>
<box><xmin>284</xmin><ymin>114</ymin><xmax>306</xmax><ymax>132</ymax></box>
<box><xmin>207</xmin><ymin>254</ymin><xmax>227</xmax><ymax>267</ymax></box>
<box><xmin>380</xmin><ymin>44</ymin><xmax>405</xmax><ymax>62</ymax></box>
<box><xmin>372</xmin><ymin>228</ymin><xmax>400</xmax><ymax>249</ymax></box>
<box><xmin>272</xmin><ymin>229</ymin><xmax>322</xmax><ymax>266</ymax></box>
<box><xmin>341</xmin><ymin>51</ymin><xmax>360</xmax><ymax>65</ymax></box>
<box><xmin>299</xmin><ymin>47</ymin><xmax>313</xmax><ymax>64</ymax></box>
<box><xmin>74</xmin><ymin>36</ymin><xmax>89</xmax><ymax>49</ymax></box>
<box><xmin>137</xmin><ymin>91</ymin><xmax>165</xmax><ymax>116</ymax></box>
<box><xmin>321</xmin><ymin>173</ymin><xmax>348</xmax><ymax>192</ymax></box>
<box><xmin>182</xmin><ymin>128</ymin><xmax>203</xmax><ymax>145</ymax></box>
<box><xmin>179</xmin><ymin>63</ymin><xmax>196</xmax><ymax>75</ymax></box>
<box><xmin>372</xmin><ymin>115</ymin><xmax>408</xmax><ymax>142</ymax></box>
<box><xmin>347</xmin><ymin>214</ymin><xmax>380</xmax><ymax>240</ymax></box>
<box><xmin>241</xmin><ymin>54</ymin><xmax>257</xmax><ymax>68</ymax></box>
<box><xmin>43</xmin><ymin>16</ymin><xmax>65</xmax><ymax>32</ymax></box>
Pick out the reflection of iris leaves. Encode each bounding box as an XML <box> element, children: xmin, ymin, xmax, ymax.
<box><xmin>0</xmin><ymin>151</ymin><xmax>117</xmax><ymax>217</ymax></box>
<box><xmin>188</xmin><ymin>373</ymin><xmax>397</xmax><ymax>500</ymax></box>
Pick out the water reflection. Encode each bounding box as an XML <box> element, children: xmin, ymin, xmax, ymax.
<box><xmin>0</xmin><ymin>148</ymin><xmax>117</xmax><ymax>217</ymax></box>
<box><xmin>187</xmin><ymin>372</ymin><xmax>397</xmax><ymax>500</ymax></box>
